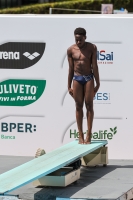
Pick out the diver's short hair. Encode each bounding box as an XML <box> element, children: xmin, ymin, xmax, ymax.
<box><xmin>74</xmin><ymin>27</ymin><xmax>86</xmax><ymax>36</ymax></box>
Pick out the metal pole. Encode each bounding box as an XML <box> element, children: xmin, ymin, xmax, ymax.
<box><xmin>49</xmin><ymin>7</ymin><xmax>52</xmax><ymax>14</ymax></box>
<box><xmin>48</xmin><ymin>8</ymin><xmax>101</xmax><ymax>13</ymax></box>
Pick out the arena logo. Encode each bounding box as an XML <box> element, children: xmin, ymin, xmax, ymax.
<box><xmin>94</xmin><ymin>92</ymin><xmax>111</xmax><ymax>104</ymax></box>
<box><xmin>70</xmin><ymin>126</ymin><xmax>117</xmax><ymax>140</ymax></box>
<box><xmin>0</xmin><ymin>42</ymin><xmax>46</xmax><ymax>69</ymax></box>
<box><xmin>23</xmin><ymin>52</ymin><xmax>40</xmax><ymax>60</ymax></box>
<box><xmin>97</xmin><ymin>50</ymin><xmax>113</xmax><ymax>64</ymax></box>
<box><xmin>0</xmin><ymin>51</ymin><xmax>20</xmax><ymax>60</ymax></box>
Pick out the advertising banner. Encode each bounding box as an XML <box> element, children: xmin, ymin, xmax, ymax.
<box><xmin>0</xmin><ymin>15</ymin><xmax>132</xmax><ymax>159</ymax></box>
<box><xmin>101</xmin><ymin>4</ymin><xmax>113</xmax><ymax>14</ymax></box>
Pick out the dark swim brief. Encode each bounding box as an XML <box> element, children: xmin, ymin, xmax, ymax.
<box><xmin>73</xmin><ymin>73</ymin><xmax>94</xmax><ymax>85</ymax></box>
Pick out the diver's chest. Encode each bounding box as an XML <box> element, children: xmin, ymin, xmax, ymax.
<box><xmin>72</xmin><ymin>51</ymin><xmax>92</xmax><ymax>60</ymax></box>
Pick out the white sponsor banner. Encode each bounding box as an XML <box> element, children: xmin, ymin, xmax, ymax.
<box><xmin>0</xmin><ymin>15</ymin><xmax>132</xmax><ymax>159</ymax></box>
<box><xmin>101</xmin><ymin>4</ymin><xmax>113</xmax><ymax>14</ymax></box>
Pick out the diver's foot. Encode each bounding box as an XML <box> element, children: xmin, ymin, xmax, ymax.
<box><xmin>84</xmin><ymin>135</ymin><xmax>91</xmax><ymax>144</ymax></box>
<box><xmin>84</xmin><ymin>140</ymin><xmax>91</xmax><ymax>144</ymax></box>
<box><xmin>78</xmin><ymin>133</ymin><xmax>84</xmax><ymax>144</ymax></box>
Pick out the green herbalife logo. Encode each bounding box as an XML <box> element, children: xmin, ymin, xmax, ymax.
<box><xmin>70</xmin><ymin>127</ymin><xmax>117</xmax><ymax>140</ymax></box>
<box><xmin>0</xmin><ymin>79</ymin><xmax>46</xmax><ymax>106</ymax></box>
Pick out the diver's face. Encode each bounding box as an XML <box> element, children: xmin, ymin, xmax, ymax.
<box><xmin>75</xmin><ymin>34</ymin><xmax>86</xmax><ymax>48</ymax></box>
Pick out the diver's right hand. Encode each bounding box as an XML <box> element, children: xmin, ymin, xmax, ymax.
<box><xmin>68</xmin><ymin>88</ymin><xmax>73</xmax><ymax>97</ymax></box>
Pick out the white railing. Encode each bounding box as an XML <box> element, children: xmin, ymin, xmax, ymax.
<box><xmin>49</xmin><ymin>7</ymin><xmax>101</xmax><ymax>14</ymax></box>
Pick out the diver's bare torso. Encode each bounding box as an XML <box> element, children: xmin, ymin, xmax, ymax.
<box><xmin>69</xmin><ymin>42</ymin><xmax>95</xmax><ymax>75</ymax></box>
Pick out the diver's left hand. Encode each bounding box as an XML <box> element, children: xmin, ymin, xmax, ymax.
<box><xmin>94</xmin><ymin>84</ymin><xmax>100</xmax><ymax>97</ymax></box>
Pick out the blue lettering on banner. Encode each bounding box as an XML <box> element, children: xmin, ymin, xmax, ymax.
<box><xmin>97</xmin><ymin>50</ymin><xmax>113</xmax><ymax>61</ymax></box>
<box><xmin>103</xmin><ymin>93</ymin><xmax>109</xmax><ymax>100</ymax></box>
<box><xmin>94</xmin><ymin>93</ymin><xmax>110</xmax><ymax>101</ymax></box>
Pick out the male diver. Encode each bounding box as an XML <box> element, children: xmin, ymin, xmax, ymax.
<box><xmin>67</xmin><ymin>27</ymin><xmax>100</xmax><ymax>144</ymax></box>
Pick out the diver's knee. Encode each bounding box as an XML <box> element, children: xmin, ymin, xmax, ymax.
<box><xmin>75</xmin><ymin>102</ymin><xmax>83</xmax><ymax>112</ymax></box>
<box><xmin>85</xmin><ymin>102</ymin><xmax>93</xmax><ymax>112</ymax></box>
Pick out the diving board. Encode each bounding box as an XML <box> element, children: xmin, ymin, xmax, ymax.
<box><xmin>0</xmin><ymin>140</ymin><xmax>107</xmax><ymax>195</ymax></box>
